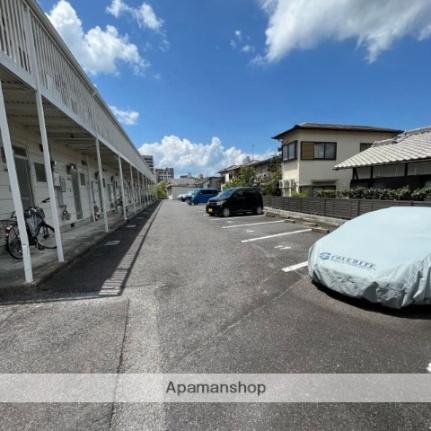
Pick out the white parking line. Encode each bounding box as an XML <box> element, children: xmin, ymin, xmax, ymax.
<box><xmin>282</xmin><ymin>261</ymin><xmax>308</xmax><ymax>273</ymax></box>
<box><xmin>241</xmin><ymin>229</ymin><xmax>312</xmax><ymax>243</ymax></box>
<box><xmin>210</xmin><ymin>215</ymin><xmax>266</xmax><ymax>221</ymax></box>
<box><xmin>222</xmin><ymin>220</ymin><xmax>284</xmax><ymax>229</ymax></box>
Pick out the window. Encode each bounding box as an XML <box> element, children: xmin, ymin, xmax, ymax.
<box><xmin>360</xmin><ymin>143</ymin><xmax>372</xmax><ymax>152</ymax></box>
<box><xmin>282</xmin><ymin>141</ymin><xmax>297</xmax><ymax>161</ymax></box>
<box><xmin>34</xmin><ymin>163</ymin><xmax>47</xmax><ymax>182</ymax></box>
<box><xmin>80</xmin><ymin>173</ymin><xmax>86</xmax><ymax>186</ymax></box>
<box><xmin>301</xmin><ymin>142</ymin><xmax>337</xmax><ymax>160</ymax></box>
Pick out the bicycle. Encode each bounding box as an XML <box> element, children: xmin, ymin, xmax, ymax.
<box><xmin>5</xmin><ymin>197</ymin><xmax>57</xmax><ymax>260</ymax></box>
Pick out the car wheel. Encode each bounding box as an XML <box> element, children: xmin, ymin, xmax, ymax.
<box><xmin>222</xmin><ymin>207</ymin><xmax>230</xmax><ymax>218</ymax></box>
<box><xmin>255</xmin><ymin>206</ymin><xmax>263</xmax><ymax>215</ymax></box>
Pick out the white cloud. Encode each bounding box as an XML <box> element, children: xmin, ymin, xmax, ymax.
<box><xmin>107</xmin><ymin>0</ymin><xmax>163</xmax><ymax>31</ymax></box>
<box><xmin>242</xmin><ymin>44</ymin><xmax>255</xmax><ymax>53</ymax></box>
<box><xmin>259</xmin><ymin>0</ymin><xmax>431</xmax><ymax>62</ymax></box>
<box><xmin>139</xmin><ymin>136</ymin><xmax>274</xmax><ymax>176</ymax></box>
<box><xmin>110</xmin><ymin>106</ymin><xmax>140</xmax><ymax>125</ymax></box>
<box><xmin>48</xmin><ymin>0</ymin><xmax>148</xmax><ymax>75</ymax></box>
<box><xmin>230</xmin><ymin>30</ymin><xmax>255</xmax><ymax>54</ymax></box>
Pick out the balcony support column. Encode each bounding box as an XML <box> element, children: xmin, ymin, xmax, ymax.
<box><xmin>24</xmin><ymin>6</ymin><xmax>64</xmax><ymax>262</ymax></box>
<box><xmin>118</xmin><ymin>156</ymin><xmax>127</xmax><ymax>221</ymax></box>
<box><xmin>0</xmin><ymin>81</ymin><xmax>33</xmax><ymax>283</ymax></box>
<box><xmin>96</xmin><ymin>139</ymin><xmax>109</xmax><ymax>232</ymax></box>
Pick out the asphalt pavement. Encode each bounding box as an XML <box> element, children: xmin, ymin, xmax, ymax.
<box><xmin>0</xmin><ymin>199</ymin><xmax>430</xmax><ymax>430</ymax></box>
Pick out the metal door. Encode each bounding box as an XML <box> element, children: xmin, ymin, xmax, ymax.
<box><xmin>14</xmin><ymin>154</ymin><xmax>34</xmax><ymax>210</ymax></box>
<box><xmin>71</xmin><ymin>170</ymin><xmax>83</xmax><ymax>219</ymax></box>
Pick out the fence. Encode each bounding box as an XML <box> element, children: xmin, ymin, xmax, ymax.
<box><xmin>263</xmin><ymin>196</ymin><xmax>431</xmax><ymax>220</ymax></box>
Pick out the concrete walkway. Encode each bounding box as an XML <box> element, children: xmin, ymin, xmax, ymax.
<box><xmin>0</xmin><ymin>204</ymin><xmax>150</xmax><ymax>290</ymax></box>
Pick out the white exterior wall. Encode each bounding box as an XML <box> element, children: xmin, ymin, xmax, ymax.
<box><xmin>169</xmin><ymin>186</ymin><xmax>197</xmax><ymax>200</ymax></box>
<box><xmin>0</xmin><ymin>121</ymin><xmax>122</xmax><ymax>226</ymax></box>
<box><xmin>281</xmin><ymin>129</ymin><xmax>399</xmax><ymax>195</ymax></box>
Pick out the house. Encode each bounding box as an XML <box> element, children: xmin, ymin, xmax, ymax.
<box><xmin>166</xmin><ymin>174</ymin><xmax>222</xmax><ymax>199</ymax></box>
<box><xmin>218</xmin><ymin>165</ymin><xmax>239</xmax><ymax>184</ymax></box>
<box><xmin>155</xmin><ymin>168</ymin><xmax>175</xmax><ymax>183</ymax></box>
<box><xmin>272</xmin><ymin>123</ymin><xmax>401</xmax><ymax>196</ymax></box>
<box><xmin>218</xmin><ymin>155</ymin><xmax>281</xmax><ymax>186</ymax></box>
<box><xmin>334</xmin><ymin>126</ymin><xmax>431</xmax><ymax>190</ymax></box>
<box><xmin>166</xmin><ymin>176</ymin><xmax>205</xmax><ymax>199</ymax></box>
<box><xmin>0</xmin><ymin>0</ymin><xmax>156</xmax><ymax>283</ymax></box>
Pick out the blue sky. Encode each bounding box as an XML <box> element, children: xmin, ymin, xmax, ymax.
<box><xmin>40</xmin><ymin>0</ymin><xmax>431</xmax><ymax>176</ymax></box>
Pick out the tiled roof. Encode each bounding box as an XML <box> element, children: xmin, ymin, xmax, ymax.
<box><xmin>334</xmin><ymin>127</ymin><xmax>431</xmax><ymax>169</ymax></box>
<box><xmin>272</xmin><ymin>122</ymin><xmax>402</xmax><ymax>140</ymax></box>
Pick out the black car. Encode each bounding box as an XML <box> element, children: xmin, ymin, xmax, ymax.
<box><xmin>206</xmin><ymin>187</ymin><xmax>263</xmax><ymax>217</ymax></box>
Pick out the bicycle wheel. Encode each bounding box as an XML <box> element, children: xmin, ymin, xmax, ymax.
<box><xmin>37</xmin><ymin>224</ymin><xmax>57</xmax><ymax>249</ymax></box>
<box><xmin>6</xmin><ymin>225</ymin><xmax>23</xmax><ymax>259</ymax></box>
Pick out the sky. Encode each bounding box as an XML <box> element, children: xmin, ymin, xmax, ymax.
<box><xmin>39</xmin><ymin>0</ymin><xmax>431</xmax><ymax>176</ymax></box>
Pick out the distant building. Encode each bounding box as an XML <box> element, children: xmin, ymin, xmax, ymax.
<box><xmin>141</xmin><ymin>155</ymin><xmax>154</xmax><ymax>173</ymax></box>
<box><xmin>218</xmin><ymin>155</ymin><xmax>281</xmax><ymax>185</ymax></box>
<box><xmin>273</xmin><ymin>123</ymin><xmax>401</xmax><ymax>196</ymax></box>
<box><xmin>335</xmin><ymin>126</ymin><xmax>431</xmax><ymax>189</ymax></box>
<box><xmin>155</xmin><ymin>168</ymin><xmax>174</xmax><ymax>183</ymax></box>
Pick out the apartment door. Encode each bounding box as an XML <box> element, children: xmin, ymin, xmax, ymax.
<box><xmin>71</xmin><ymin>170</ymin><xmax>83</xmax><ymax>219</ymax></box>
<box><xmin>14</xmin><ymin>149</ymin><xmax>34</xmax><ymax>210</ymax></box>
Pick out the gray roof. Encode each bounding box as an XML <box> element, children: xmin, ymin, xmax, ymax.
<box><xmin>272</xmin><ymin>122</ymin><xmax>402</xmax><ymax>140</ymax></box>
<box><xmin>334</xmin><ymin>127</ymin><xmax>431</xmax><ymax>170</ymax></box>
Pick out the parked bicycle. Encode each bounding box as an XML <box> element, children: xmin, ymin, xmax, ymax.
<box><xmin>5</xmin><ymin>197</ymin><xmax>56</xmax><ymax>260</ymax></box>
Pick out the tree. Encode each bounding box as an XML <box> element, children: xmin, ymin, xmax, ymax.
<box><xmin>260</xmin><ymin>164</ymin><xmax>282</xmax><ymax>196</ymax></box>
<box><xmin>224</xmin><ymin>166</ymin><xmax>257</xmax><ymax>188</ymax></box>
<box><xmin>155</xmin><ymin>182</ymin><xmax>168</xmax><ymax>199</ymax></box>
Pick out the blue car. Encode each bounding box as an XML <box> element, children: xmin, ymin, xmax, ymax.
<box><xmin>189</xmin><ymin>188</ymin><xmax>219</xmax><ymax>205</ymax></box>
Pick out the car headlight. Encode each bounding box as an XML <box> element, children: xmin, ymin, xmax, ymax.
<box><xmin>216</xmin><ymin>200</ymin><xmax>226</xmax><ymax>206</ymax></box>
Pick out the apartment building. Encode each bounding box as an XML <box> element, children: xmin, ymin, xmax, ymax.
<box><xmin>273</xmin><ymin>123</ymin><xmax>401</xmax><ymax>196</ymax></box>
<box><xmin>141</xmin><ymin>155</ymin><xmax>155</xmax><ymax>173</ymax></box>
<box><xmin>0</xmin><ymin>0</ymin><xmax>156</xmax><ymax>283</ymax></box>
<box><xmin>156</xmin><ymin>168</ymin><xmax>174</xmax><ymax>183</ymax></box>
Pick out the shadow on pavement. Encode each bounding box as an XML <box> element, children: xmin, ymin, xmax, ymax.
<box><xmin>314</xmin><ymin>281</ymin><xmax>431</xmax><ymax>319</ymax></box>
<box><xmin>0</xmin><ymin>203</ymin><xmax>160</xmax><ymax>306</ymax></box>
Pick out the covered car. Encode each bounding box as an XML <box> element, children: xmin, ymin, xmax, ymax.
<box><xmin>308</xmin><ymin>207</ymin><xmax>431</xmax><ymax>309</ymax></box>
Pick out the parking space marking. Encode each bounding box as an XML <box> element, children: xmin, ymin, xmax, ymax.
<box><xmin>246</xmin><ymin>229</ymin><xmax>255</xmax><ymax>233</ymax></box>
<box><xmin>210</xmin><ymin>215</ymin><xmax>266</xmax><ymax>221</ymax></box>
<box><xmin>282</xmin><ymin>261</ymin><xmax>308</xmax><ymax>273</ymax></box>
<box><xmin>241</xmin><ymin>229</ymin><xmax>312</xmax><ymax>243</ymax></box>
<box><xmin>104</xmin><ymin>240</ymin><xmax>120</xmax><ymax>246</ymax></box>
<box><xmin>222</xmin><ymin>220</ymin><xmax>285</xmax><ymax>229</ymax></box>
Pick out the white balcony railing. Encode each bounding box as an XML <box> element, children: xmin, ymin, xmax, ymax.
<box><xmin>0</xmin><ymin>0</ymin><xmax>154</xmax><ymax>180</ymax></box>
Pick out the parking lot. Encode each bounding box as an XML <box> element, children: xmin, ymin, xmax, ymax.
<box><xmin>0</xmin><ymin>199</ymin><xmax>430</xmax><ymax>430</ymax></box>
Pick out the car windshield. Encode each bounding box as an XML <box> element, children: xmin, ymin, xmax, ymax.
<box><xmin>216</xmin><ymin>188</ymin><xmax>237</xmax><ymax>199</ymax></box>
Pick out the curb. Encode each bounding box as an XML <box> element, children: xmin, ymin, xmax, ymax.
<box><xmin>265</xmin><ymin>207</ymin><xmax>345</xmax><ymax>230</ymax></box>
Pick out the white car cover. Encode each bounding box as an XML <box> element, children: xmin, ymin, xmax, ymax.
<box><xmin>308</xmin><ymin>206</ymin><xmax>431</xmax><ymax>308</ymax></box>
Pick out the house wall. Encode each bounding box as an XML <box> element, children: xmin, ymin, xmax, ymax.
<box><xmin>168</xmin><ymin>186</ymin><xmax>197</xmax><ymax>199</ymax></box>
<box><xmin>0</xmin><ymin>121</ymin><xmax>139</xmax><ymax>229</ymax></box>
<box><xmin>280</xmin><ymin>129</ymin><xmax>399</xmax><ymax>196</ymax></box>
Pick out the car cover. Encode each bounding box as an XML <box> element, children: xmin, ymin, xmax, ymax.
<box><xmin>308</xmin><ymin>206</ymin><xmax>431</xmax><ymax>308</ymax></box>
